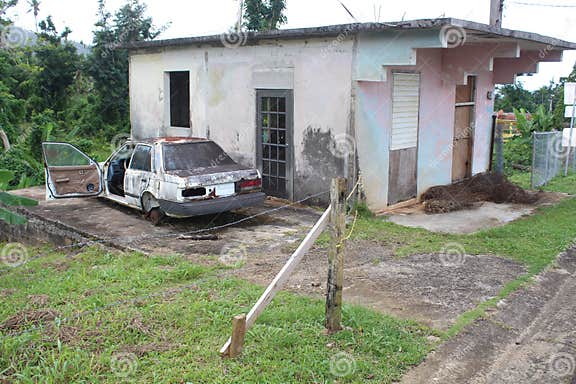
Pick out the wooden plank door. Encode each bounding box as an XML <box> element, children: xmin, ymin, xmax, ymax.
<box><xmin>452</xmin><ymin>76</ymin><xmax>476</xmax><ymax>182</ymax></box>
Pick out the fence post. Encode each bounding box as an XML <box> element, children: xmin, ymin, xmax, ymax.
<box><xmin>228</xmin><ymin>314</ymin><xmax>247</xmax><ymax>358</ymax></box>
<box><xmin>325</xmin><ymin>177</ymin><xmax>347</xmax><ymax>333</ymax></box>
<box><xmin>530</xmin><ymin>132</ymin><xmax>536</xmax><ymax>188</ymax></box>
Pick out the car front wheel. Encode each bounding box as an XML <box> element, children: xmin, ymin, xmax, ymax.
<box><xmin>147</xmin><ymin>207</ymin><xmax>165</xmax><ymax>226</ymax></box>
<box><xmin>142</xmin><ymin>193</ymin><xmax>164</xmax><ymax>226</ymax></box>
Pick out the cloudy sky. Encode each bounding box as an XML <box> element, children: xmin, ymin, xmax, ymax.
<box><xmin>6</xmin><ymin>0</ymin><xmax>576</xmax><ymax>90</ymax></box>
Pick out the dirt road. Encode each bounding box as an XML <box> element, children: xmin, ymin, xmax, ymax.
<box><xmin>401</xmin><ymin>247</ymin><xmax>576</xmax><ymax>383</ymax></box>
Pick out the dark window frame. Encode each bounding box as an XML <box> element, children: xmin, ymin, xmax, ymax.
<box><xmin>169</xmin><ymin>71</ymin><xmax>191</xmax><ymax>128</ymax></box>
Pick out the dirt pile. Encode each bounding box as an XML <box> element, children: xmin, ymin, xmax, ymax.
<box><xmin>0</xmin><ymin>309</ymin><xmax>59</xmax><ymax>332</ymax></box>
<box><xmin>421</xmin><ymin>173</ymin><xmax>539</xmax><ymax>213</ymax></box>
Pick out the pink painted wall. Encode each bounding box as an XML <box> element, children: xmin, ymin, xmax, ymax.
<box><xmin>356</xmin><ymin>46</ymin><xmax>497</xmax><ymax>210</ymax></box>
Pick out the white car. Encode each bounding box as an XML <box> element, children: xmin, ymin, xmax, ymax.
<box><xmin>42</xmin><ymin>137</ymin><xmax>266</xmax><ymax>225</ymax></box>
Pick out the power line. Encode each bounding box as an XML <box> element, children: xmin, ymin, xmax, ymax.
<box><xmin>508</xmin><ymin>1</ymin><xmax>576</xmax><ymax>7</ymax></box>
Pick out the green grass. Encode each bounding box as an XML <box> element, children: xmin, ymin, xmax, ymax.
<box><xmin>509</xmin><ymin>171</ymin><xmax>576</xmax><ymax>195</ymax></box>
<box><xmin>0</xmin><ymin>246</ymin><xmax>435</xmax><ymax>383</ymax></box>
<box><xmin>319</xmin><ymin>197</ymin><xmax>576</xmax><ymax>275</ymax></box>
<box><xmin>349</xmin><ymin>197</ymin><xmax>576</xmax><ymax>274</ymax></box>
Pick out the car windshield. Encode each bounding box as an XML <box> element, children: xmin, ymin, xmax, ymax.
<box><xmin>162</xmin><ymin>141</ymin><xmax>237</xmax><ymax>171</ymax></box>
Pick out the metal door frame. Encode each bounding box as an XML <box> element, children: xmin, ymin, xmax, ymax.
<box><xmin>255</xmin><ymin>89</ymin><xmax>294</xmax><ymax>200</ymax></box>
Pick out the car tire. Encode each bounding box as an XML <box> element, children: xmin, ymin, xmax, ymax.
<box><xmin>148</xmin><ymin>207</ymin><xmax>165</xmax><ymax>226</ymax></box>
<box><xmin>142</xmin><ymin>193</ymin><xmax>164</xmax><ymax>226</ymax></box>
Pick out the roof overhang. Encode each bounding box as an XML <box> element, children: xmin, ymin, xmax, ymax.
<box><xmin>123</xmin><ymin>18</ymin><xmax>576</xmax><ymax>51</ymax></box>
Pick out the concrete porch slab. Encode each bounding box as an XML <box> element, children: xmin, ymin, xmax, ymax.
<box><xmin>389</xmin><ymin>202</ymin><xmax>536</xmax><ymax>234</ymax></box>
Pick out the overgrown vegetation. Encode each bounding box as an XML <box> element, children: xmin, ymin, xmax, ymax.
<box><xmin>496</xmin><ymin>68</ymin><xmax>576</xmax><ymax>173</ymax></box>
<box><xmin>0</xmin><ymin>247</ymin><xmax>435</xmax><ymax>383</ymax></box>
<box><xmin>0</xmin><ymin>0</ymin><xmax>162</xmax><ymax>189</ymax></box>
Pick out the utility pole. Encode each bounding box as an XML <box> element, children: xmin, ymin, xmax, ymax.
<box><xmin>490</xmin><ymin>0</ymin><xmax>504</xmax><ymax>28</ymax></box>
<box><xmin>235</xmin><ymin>0</ymin><xmax>245</xmax><ymax>32</ymax></box>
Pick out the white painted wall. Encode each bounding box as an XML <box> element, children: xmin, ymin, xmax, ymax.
<box><xmin>129</xmin><ymin>38</ymin><xmax>355</xmax><ymax>201</ymax></box>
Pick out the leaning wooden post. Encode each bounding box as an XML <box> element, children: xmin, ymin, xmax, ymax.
<box><xmin>325</xmin><ymin>177</ymin><xmax>347</xmax><ymax>333</ymax></box>
<box><xmin>228</xmin><ymin>314</ymin><xmax>247</xmax><ymax>358</ymax></box>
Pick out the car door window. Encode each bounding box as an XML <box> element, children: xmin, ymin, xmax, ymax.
<box><xmin>43</xmin><ymin>143</ymin><xmax>92</xmax><ymax>167</ymax></box>
<box><xmin>130</xmin><ymin>145</ymin><xmax>152</xmax><ymax>172</ymax></box>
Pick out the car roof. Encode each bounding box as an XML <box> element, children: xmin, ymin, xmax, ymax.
<box><xmin>134</xmin><ymin>137</ymin><xmax>211</xmax><ymax>145</ymax></box>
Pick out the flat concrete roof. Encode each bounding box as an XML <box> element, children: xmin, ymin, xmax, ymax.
<box><xmin>124</xmin><ymin>18</ymin><xmax>576</xmax><ymax>51</ymax></box>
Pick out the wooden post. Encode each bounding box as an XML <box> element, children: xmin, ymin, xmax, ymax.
<box><xmin>325</xmin><ymin>177</ymin><xmax>347</xmax><ymax>333</ymax></box>
<box><xmin>228</xmin><ymin>314</ymin><xmax>246</xmax><ymax>358</ymax></box>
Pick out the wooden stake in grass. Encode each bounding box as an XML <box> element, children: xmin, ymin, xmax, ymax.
<box><xmin>220</xmin><ymin>207</ymin><xmax>332</xmax><ymax>357</ymax></box>
<box><xmin>325</xmin><ymin>177</ymin><xmax>347</xmax><ymax>333</ymax></box>
<box><xmin>228</xmin><ymin>314</ymin><xmax>247</xmax><ymax>358</ymax></box>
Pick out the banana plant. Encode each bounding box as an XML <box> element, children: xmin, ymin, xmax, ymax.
<box><xmin>0</xmin><ymin>170</ymin><xmax>38</xmax><ymax>224</ymax></box>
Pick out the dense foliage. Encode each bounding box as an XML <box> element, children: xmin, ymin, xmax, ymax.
<box><xmin>0</xmin><ymin>0</ymin><xmax>161</xmax><ymax>189</ymax></box>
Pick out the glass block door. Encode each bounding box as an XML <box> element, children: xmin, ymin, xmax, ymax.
<box><xmin>256</xmin><ymin>90</ymin><xmax>293</xmax><ymax>200</ymax></box>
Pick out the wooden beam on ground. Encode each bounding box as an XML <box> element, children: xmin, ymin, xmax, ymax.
<box><xmin>325</xmin><ymin>177</ymin><xmax>347</xmax><ymax>333</ymax></box>
<box><xmin>375</xmin><ymin>198</ymin><xmax>418</xmax><ymax>215</ymax></box>
<box><xmin>220</xmin><ymin>205</ymin><xmax>332</xmax><ymax>357</ymax></box>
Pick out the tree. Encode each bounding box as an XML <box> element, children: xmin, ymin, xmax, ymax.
<box><xmin>26</xmin><ymin>0</ymin><xmax>40</xmax><ymax>32</ymax></box>
<box><xmin>89</xmin><ymin>0</ymin><xmax>164</xmax><ymax>134</ymax></box>
<box><xmin>33</xmin><ymin>16</ymin><xmax>79</xmax><ymax>112</ymax></box>
<box><xmin>243</xmin><ymin>0</ymin><xmax>287</xmax><ymax>31</ymax></box>
<box><xmin>0</xmin><ymin>0</ymin><xmax>18</xmax><ymax>23</ymax></box>
<box><xmin>494</xmin><ymin>82</ymin><xmax>536</xmax><ymax>112</ymax></box>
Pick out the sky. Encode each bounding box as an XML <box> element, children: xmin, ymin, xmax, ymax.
<box><xmin>6</xmin><ymin>0</ymin><xmax>576</xmax><ymax>90</ymax></box>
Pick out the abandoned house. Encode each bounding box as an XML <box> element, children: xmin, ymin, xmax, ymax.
<box><xmin>125</xmin><ymin>18</ymin><xmax>576</xmax><ymax>211</ymax></box>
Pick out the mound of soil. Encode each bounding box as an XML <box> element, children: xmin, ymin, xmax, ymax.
<box><xmin>421</xmin><ymin>173</ymin><xmax>539</xmax><ymax>214</ymax></box>
<box><xmin>0</xmin><ymin>309</ymin><xmax>59</xmax><ymax>332</ymax></box>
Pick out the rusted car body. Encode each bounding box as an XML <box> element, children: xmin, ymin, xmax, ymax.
<box><xmin>42</xmin><ymin>137</ymin><xmax>265</xmax><ymax>224</ymax></box>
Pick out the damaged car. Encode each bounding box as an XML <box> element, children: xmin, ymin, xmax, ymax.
<box><xmin>41</xmin><ymin>137</ymin><xmax>266</xmax><ymax>225</ymax></box>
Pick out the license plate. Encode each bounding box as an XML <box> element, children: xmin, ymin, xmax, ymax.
<box><xmin>214</xmin><ymin>182</ymin><xmax>235</xmax><ymax>197</ymax></box>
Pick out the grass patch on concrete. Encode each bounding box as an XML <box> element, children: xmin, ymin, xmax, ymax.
<box><xmin>510</xmin><ymin>170</ymin><xmax>576</xmax><ymax>195</ymax></box>
<box><xmin>330</xmin><ymin>197</ymin><xmax>576</xmax><ymax>274</ymax></box>
<box><xmin>0</xmin><ymin>246</ymin><xmax>434</xmax><ymax>383</ymax></box>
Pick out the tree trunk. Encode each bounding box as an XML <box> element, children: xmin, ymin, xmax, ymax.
<box><xmin>0</xmin><ymin>129</ymin><xmax>10</xmax><ymax>152</ymax></box>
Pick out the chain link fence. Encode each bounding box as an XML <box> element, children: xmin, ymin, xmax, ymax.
<box><xmin>531</xmin><ymin>131</ymin><xmax>575</xmax><ymax>188</ymax></box>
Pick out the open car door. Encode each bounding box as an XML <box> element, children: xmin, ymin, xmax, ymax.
<box><xmin>42</xmin><ymin>142</ymin><xmax>103</xmax><ymax>199</ymax></box>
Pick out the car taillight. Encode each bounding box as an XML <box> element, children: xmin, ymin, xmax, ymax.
<box><xmin>238</xmin><ymin>178</ymin><xmax>262</xmax><ymax>192</ymax></box>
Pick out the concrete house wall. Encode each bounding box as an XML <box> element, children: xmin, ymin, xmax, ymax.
<box><xmin>129</xmin><ymin>38</ymin><xmax>355</xmax><ymax>203</ymax></box>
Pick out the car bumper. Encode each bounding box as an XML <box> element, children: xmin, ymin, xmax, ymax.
<box><xmin>158</xmin><ymin>192</ymin><xmax>266</xmax><ymax>217</ymax></box>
